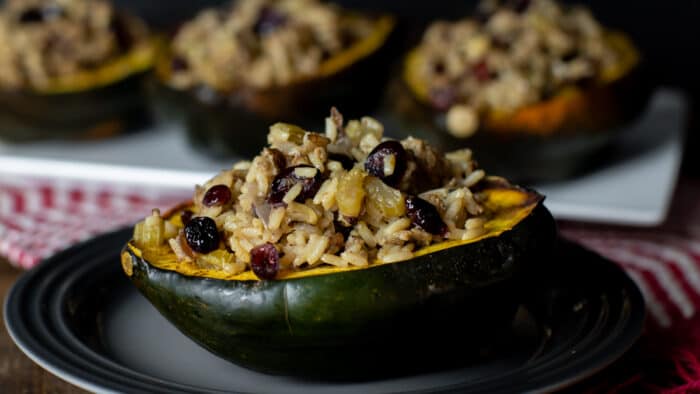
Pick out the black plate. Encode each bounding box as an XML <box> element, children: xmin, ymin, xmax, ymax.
<box><xmin>4</xmin><ymin>228</ymin><xmax>644</xmax><ymax>393</ymax></box>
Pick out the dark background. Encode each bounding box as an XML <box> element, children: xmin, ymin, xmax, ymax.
<box><xmin>117</xmin><ymin>1</ymin><xmax>700</xmax><ymax>174</ymax></box>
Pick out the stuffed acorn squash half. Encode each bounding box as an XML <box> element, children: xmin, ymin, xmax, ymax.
<box><xmin>0</xmin><ymin>0</ymin><xmax>157</xmax><ymax>140</ymax></box>
<box><xmin>152</xmin><ymin>0</ymin><xmax>395</xmax><ymax>158</ymax></box>
<box><xmin>392</xmin><ymin>0</ymin><xmax>650</xmax><ymax>181</ymax></box>
<box><xmin>122</xmin><ymin>108</ymin><xmax>556</xmax><ymax>377</ymax></box>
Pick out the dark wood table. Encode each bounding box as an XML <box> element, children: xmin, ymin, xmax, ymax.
<box><xmin>0</xmin><ymin>258</ymin><xmax>86</xmax><ymax>393</ymax></box>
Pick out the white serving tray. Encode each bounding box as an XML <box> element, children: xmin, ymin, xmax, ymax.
<box><xmin>0</xmin><ymin>89</ymin><xmax>685</xmax><ymax>226</ymax></box>
<box><xmin>536</xmin><ymin>89</ymin><xmax>684</xmax><ymax>225</ymax></box>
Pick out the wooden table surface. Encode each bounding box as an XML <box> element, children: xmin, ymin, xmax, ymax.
<box><xmin>0</xmin><ymin>258</ymin><xmax>86</xmax><ymax>393</ymax></box>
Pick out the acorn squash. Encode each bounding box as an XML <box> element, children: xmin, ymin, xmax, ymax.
<box><xmin>392</xmin><ymin>31</ymin><xmax>651</xmax><ymax>182</ymax></box>
<box><xmin>152</xmin><ymin>15</ymin><xmax>395</xmax><ymax>158</ymax></box>
<box><xmin>121</xmin><ymin>179</ymin><xmax>555</xmax><ymax>378</ymax></box>
<box><xmin>0</xmin><ymin>40</ymin><xmax>157</xmax><ymax>141</ymax></box>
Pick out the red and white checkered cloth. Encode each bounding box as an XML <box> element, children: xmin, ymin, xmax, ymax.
<box><xmin>559</xmin><ymin>178</ymin><xmax>700</xmax><ymax>331</ymax></box>
<box><xmin>2</xmin><ymin>175</ymin><xmax>700</xmax><ymax>391</ymax></box>
<box><xmin>0</xmin><ymin>177</ymin><xmax>188</xmax><ymax>269</ymax></box>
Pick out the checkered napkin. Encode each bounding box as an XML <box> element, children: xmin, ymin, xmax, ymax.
<box><xmin>2</xmin><ymin>175</ymin><xmax>700</xmax><ymax>391</ymax></box>
<box><xmin>556</xmin><ymin>179</ymin><xmax>700</xmax><ymax>392</ymax></box>
<box><xmin>559</xmin><ymin>179</ymin><xmax>700</xmax><ymax>331</ymax></box>
<box><xmin>0</xmin><ymin>177</ymin><xmax>188</xmax><ymax>269</ymax></box>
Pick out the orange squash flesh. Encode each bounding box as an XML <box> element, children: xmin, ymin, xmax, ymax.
<box><xmin>403</xmin><ymin>31</ymin><xmax>640</xmax><ymax>137</ymax></box>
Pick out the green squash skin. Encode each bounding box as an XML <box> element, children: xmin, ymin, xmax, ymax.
<box><xmin>124</xmin><ymin>204</ymin><xmax>555</xmax><ymax>378</ymax></box>
<box><xmin>0</xmin><ymin>72</ymin><xmax>150</xmax><ymax>141</ymax></box>
<box><xmin>388</xmin><ymin>65</ymin><xmax>652</xmax><ymax>183</ymax></box>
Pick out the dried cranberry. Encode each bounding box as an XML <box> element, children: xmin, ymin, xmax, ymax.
<box><xmin>328</xmin><ymin>153</ymin><xmax>355</xmax><ymax>170</ymax></box>
<box><xmin>472</xmin><ymin>61</ymin><xmax>492</xmax><ymax>82</ymax></box>
<box><xmin>268</xmin><ymin>165</ymin><xmax>323</xmax><ymax>206</ymax></box>
<box><xmin>405</xmin><ymin>196</ymin><xmax>447</xmax><ymax>236</ymax></box>
<box><xmin>364</xmin><ymin>141</ymin><xmax>407</xmax><ymax>187</ymax></box>
<box><xmin>250</xmin><ymin>243</ymin><xmax>280</xmax><ymax>280</ymax></box>
<box><xmin>184</xmin><ymin>216</ymin><xmax>220</xmax><ymax>253</ymax></box>
<box><xmin>203</xmin><ymin>184</ymin><xmax>232</xmax><ymax>207</ymax></box>
<box><xmin>428</xmin><ymin>86</ymin><xmax>456</xmax><ymax>112</ymax></box>
<box><xmin>180</xmin><ymin>210</ymin><xmax>194</xmax><ymax>225</ymax></box>
<box><xmin>433</xmin><ymin>62</ymin><xmax>446</xmax><ymax>74</ymax></box>
<box><xmin>253</xmin><ymin>7</ymin><xmax>287</xmax><ymax>36</ymax></box>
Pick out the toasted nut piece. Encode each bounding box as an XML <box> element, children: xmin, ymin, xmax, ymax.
<box><xmin>446</xmin><ymin>105</ymin><xmax>479</xmax><ymax>138</ymax></box>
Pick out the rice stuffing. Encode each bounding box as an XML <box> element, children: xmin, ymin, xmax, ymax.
<box><xmin>410</xmin><ymin>0</ymin><xmax>634</xmax><ymax>137</ymax></box>
<box><xmin>134</xmin><ymin>108</ymin><xmax>495</xmax><ymax>279</ymax></box>
<box><xmin>166</xmin><ymin>0</ymin><xmax>377</xmax><ymax>91</ymax></box>
<box><xmin>0</xmin><ymin>0</ymin><xmax>150</xmax><ymax>90</ymax></box>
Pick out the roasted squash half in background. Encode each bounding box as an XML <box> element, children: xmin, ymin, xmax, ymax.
<box><xmin>151</xmin><ymin>0</ymin><xmax>395</xmax><ymax>158</ymax></box>
<box><xmin>0</xmin><ymin>1</ymin><xmax>156</xmax><ymax>140</ymax></box>
<box><xmin>391</xmin><ymin>0</ymin><xmax>651</xmax><ymax>182</ymax></box>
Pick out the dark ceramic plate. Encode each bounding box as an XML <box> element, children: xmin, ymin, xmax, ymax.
<box><xmin>4</xmin><ymin>228</ymin><xmax>644</xmax><ymax>393</ymax></box>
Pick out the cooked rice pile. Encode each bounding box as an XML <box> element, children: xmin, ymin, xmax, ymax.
<box><xmin>167</xmin><ymin>0</ymin><xmax>376</xmax><ymax>90</ymax></box>
<box><xmin>137</xmin><ymin>109</ymin><xmax>490</xmax><ymax>277</ymax></box>
<box><xmin>413</xmin><ymin>0</ymin><xmax>628</xmax><ymax>137</ymax></box>
<box><xmin>0</xmin><ymin>0</ymin><xmax>149</xmax><ymax>90</ymax></box>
